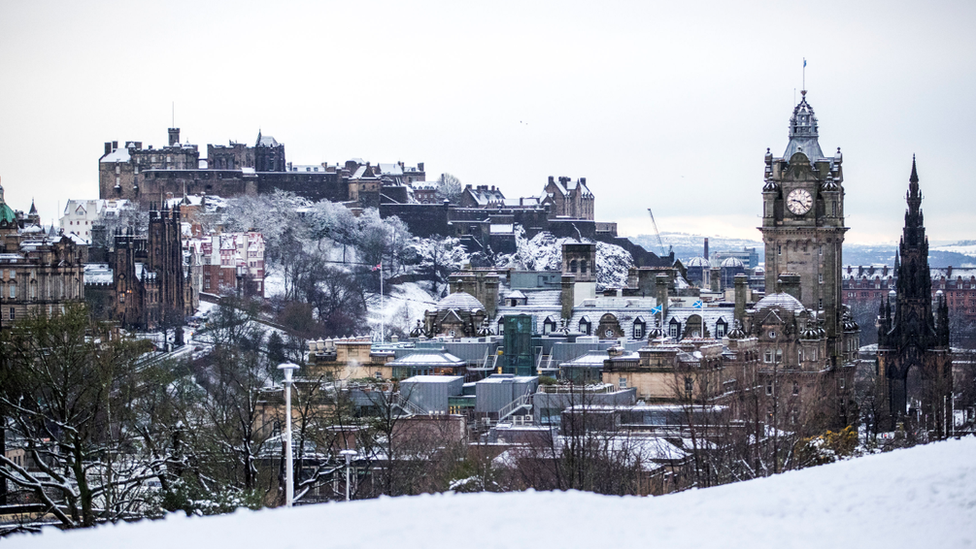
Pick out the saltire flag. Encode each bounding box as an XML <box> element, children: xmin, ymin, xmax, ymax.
<box><xmin>651</xmin><ymin>305</ymin><xmax>663</xmax><ymax>315</ymax></box>
<box><xmin>693</xmin><ymin>300</ymin><xmax>703</xmax><ymax>308</ymax></box>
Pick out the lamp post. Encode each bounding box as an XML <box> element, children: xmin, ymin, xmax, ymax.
<box><xmin>339</xmin><ymin>449</ymin><xmax>357</xmax><ymax>501</ymax></box>
<box><xmin>277</xmin><ymin>362</ymin><xmax>300</xmax><ymax>507</ymax></box>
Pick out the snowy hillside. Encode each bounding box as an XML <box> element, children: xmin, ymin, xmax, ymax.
<box><xmin>11</xmin><ymin>437</ymin><xmax>975</xmax><ymax>548</ymax></box>
<box><xmin>496</xmin><ymin>227</ymin><xmax>634</xmax><ymax>290</ymax></box>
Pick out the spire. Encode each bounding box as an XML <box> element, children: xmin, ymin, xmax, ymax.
<box><xmin>29</xmin><ymin>199</ymin><xmax>37</xmax><ymax>215</ymax></box>
<box><xmin>783</xmin><ymin>90</ymin><xmax>824</xmax><ymax>161</ymax></box>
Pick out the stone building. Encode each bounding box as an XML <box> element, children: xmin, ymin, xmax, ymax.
<box><xmin>754</xmin><ymin>90</ymin><xmax>859</xmax><ymax>430</ymax></box>
<box><xmin>85</xmin><ymin>203</ymin><xmax>192</xmax><ymax>339</ymax></box>
<box><xmin>542</xmin><ymin>176</ymin><xmax>594</xmax><ymax>220</ymax></box>
<box><xmin>760</xmin><ymin>90</ymin><xmax>849</xmax><ymax>368</ymax></box>
<box><xmin>876</xmin><ymin>160</ymin><xmax>953</xmax><ymax>435</ymax></box>
<box><xmin>99</xmin><ymin>128</ymin><xmax>425</xmax><ymax>212</ymax></box>
<box><xmin>0</xmin><ymin>180</ymin><xmax>87</xmax><ymax>327</ymax></box>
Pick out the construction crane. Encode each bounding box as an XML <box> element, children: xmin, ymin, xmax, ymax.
<box><xmin>647</xmin><ymin>207</ymin><xmax>668</xmax><ymax>257</ymax></box>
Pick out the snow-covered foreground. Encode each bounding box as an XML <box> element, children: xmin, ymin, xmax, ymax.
<box><xmin>10</xmin><ymin>437</ymin><xmax>976</xmax><ymax>548</ymax></box>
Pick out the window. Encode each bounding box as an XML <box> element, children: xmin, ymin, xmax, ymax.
<box><xmin>775</xmin><ymin>349</ymin><xmax>783</xmax><ymax>363</ymax></box>
<box><xmin>634</xmin><ymin>323</ymin><xmax>644</xmax><ymax>339</ymax></box>
<box><xmin>819</xmin><ymin>299</ymin><xmax>823</xmax><ymax>309</ymax></box>
<box><xmin>715</xmin><ymin>319</ymin><xmax>727</xmax><ymax>338</ymax></box>
<box><xmin>819</xmin><ymin>273</ymin><xmax>823</xmax><ymax>284</ymax></box>
<box><xmin>669</xmin><ymin>320</ymin><xmax>680</xmax><ymax>339</ymax></box>
<box><xmin>570</xmin><ymin>260</ymin><xmax>577</xmax><ymax>273</ymax></box>
<box><xmin>619</xmin><ymin>377</ymin><xmax>628</xmax><ymax>389</ymax></box>
<box><xmin>765</xmin><ymin>381</ymin><xmax>773</xmax><ymax>396</ymax></box>
<box><xmin>839</xmin><ymin>378</ymin><xmax>846</xmax><ymax>390</ymax></box>
<box><xmin>9</xmin><ymin>270</ymin><xmax>14</xmax><ymax>279</ymax></box>
<box><xmin>685</xmin><ymin>376</ymin><xmax>694</xmax><ymax>394</ymax></box>
<box><xmin>798</xmin><ymin>348</ymin><xmax>804</xmax><ymax>362</ymax></box>
<box><xmin>792</xmin><ymin>381</ymin><xmax>799</xmax><ymax>396</ymax></box>
<box><xmin>580</xmin><ymin>260</ymin><xmax>588</xmax><ymax>274</ymax></box>
<box><xmin>764</xmin><ymin>350</ymin><xmax>773</xmax><ymax>363</ymax></box>
<box><xmin>778</xmin><ymin>245</ymin><xmax>782</xmax><ymax>255</ymax></box>
<box><xmin>8</xmin><ymin>283</ymin><xmax>15</xmax><ymax>299</ymax></box>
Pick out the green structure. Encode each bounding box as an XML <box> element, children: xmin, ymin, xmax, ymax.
<box><xmin>503</xmin><ymin>314</ymin><xmax>536</xmax><ymax>376</ymax></box>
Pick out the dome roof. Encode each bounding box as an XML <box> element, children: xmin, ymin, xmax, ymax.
<box><xmin>686</xmin><ymin>256</ymin><xmax>709</xmax><ymax>267</ymax></box>
<box><xmin>436</xmin><ymin>291</ymin><xmax>485</xmax><ymax>312</ymax></box>
<box><xmin>754</xmin><ymin>292</ymin><xmax>804</xmax><ymax>311</ymax></box>
<box><xmin>721</xmin><ymin>257</ymin><xmax>744</xmax><ymax>268</ymax></box>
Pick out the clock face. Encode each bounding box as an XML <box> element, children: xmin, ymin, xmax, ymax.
<box><xmin>605</xmin><ymin>329</ymin><xmax>615</xmax><ymax>338</ymax></box>
<box><xmin>787</xmin><ymin>188</ymin><xmax>813</xmax><ymax>215</ymax></box>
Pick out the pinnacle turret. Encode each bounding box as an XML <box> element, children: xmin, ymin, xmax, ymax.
<box><xmin>783</xmin><ymin>90</ymin><xmax>824</xmax><ymax>160</ymax></box>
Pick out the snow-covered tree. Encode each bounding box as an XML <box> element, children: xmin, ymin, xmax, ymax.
<box><xmin>0</xmin><ymin>305</ymin><xmax>157</xmax><ymax>528</ymax></box>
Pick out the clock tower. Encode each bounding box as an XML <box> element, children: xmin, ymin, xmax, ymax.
<box><xmin>760</xmin><ymin>90</ymin><xmax>848</xmax><ymax>364</ymax></box>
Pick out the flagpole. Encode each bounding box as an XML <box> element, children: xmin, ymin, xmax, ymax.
<box><xmin>380</xmin><ymin>260</ymin><xmax>384</xmax><ymax>344</ymax></box>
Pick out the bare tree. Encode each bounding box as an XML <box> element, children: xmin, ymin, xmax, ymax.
<box><xmin>0</xmin><ymin>305</ymin><xmax>155</xmax><ymax>528</ymax></box>
<box><xmin>435</xmin><ymin>173</ymin><xmax>463</xmax><ymax>204</ymax></box>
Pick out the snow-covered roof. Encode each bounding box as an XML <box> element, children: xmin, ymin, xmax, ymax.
<box><xmin>377</xmin><ymin>163</ymin><xmax>403</xmax><ymax>176</ymax></box>
<box><xmin>753</xmin><ymin>292</ymin><xmax>804</xmax><ymax>312</ymax></box>
<box><xmin>100</xmin><ymin>148</ymin><xmax>131</xmax><ymax>163</ymax></box>
<box><xmin>720</xmin><ymin>257</ymin><xmax>744</xmax><ymax>268</ymax></box>
<box><xmin>84</xmin><ymin>263</ymin><xmax>113</xmax><ymax>284</ymax></box>
<box><xmin>390</xmin><ymin>351</ymin><xmax>465</xmax><ymax>367</ymax></box>
<box><xmin>436</xmin><ymin>291</ymin><xmax>485</xmax><ymax>313</ymax></box>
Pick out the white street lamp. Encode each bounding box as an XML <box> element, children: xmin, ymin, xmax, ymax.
<box><xmin>339</xmin><ymin>449</ymin><xmax>357</xmax><ymax>501</ymax></box>
<box><xmin>277</xmin><ymin>362</ymin><xmax>300</xmax><ymax>508</ymax></box>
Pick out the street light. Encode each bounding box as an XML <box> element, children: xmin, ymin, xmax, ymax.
<box><xmin>339</xmin><ymin>449</ymin><xmax>357</xmax><ymax>501</ymax></box>
<box><xmin>277</xmin><ymin>362</ymin><xmax>300</xmax><ymax>508</ymax></box>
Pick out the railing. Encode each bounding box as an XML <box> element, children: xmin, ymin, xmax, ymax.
<box><xmin>393</xmin><ymin>394</ymin><xmax>428</xmax><ymax>417</ymax></box>
<box><xmin>497</xmin><ymin>391</ymin><xmax>533</xmax><ymax>423</ymax></box>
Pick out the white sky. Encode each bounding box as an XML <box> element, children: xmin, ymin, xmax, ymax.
<box><xmin>1</xmin><ymin>0</ymin><xmax>974</xmax><ymax>245</ymax></box>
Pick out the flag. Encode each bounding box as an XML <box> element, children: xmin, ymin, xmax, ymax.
<box><xmin>371</xmin><ymin>263</ymin><xmax>381</xmax><ymax>272</ymax></box>
<box><xmin>693</xmin><ymin>300</ymin><xmax>703</xmax><ymax>308</ymax></box>
<box><xmin>803</xmin><ymin>58</ymin><xmax>807</xmax><ymax>67</ymax></box>
<box><xmin>651</xmin><ymin>305</ymin><xmax>662</xmax><ymax>315</ymax></box>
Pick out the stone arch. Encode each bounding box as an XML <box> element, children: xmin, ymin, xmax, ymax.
<box><xmin>597</xmin><ymin>313</ymin><xmax>623</xmax><ymax>340</ymax></box>
<box><xmin>681</xmin><ymin>314</ymin><xmax>709</xmax><ymax>339</ymax></box>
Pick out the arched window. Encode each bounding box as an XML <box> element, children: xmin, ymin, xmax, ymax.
<box><xmin>668</xmin><ymin>318</ymin><xmax>680</xmax><ymax>339</ymax></box>
<box><xmin>570</xmin><ymin>260</ymin><xmax>577</xmax><ymax>273</ymax></box>
<box><xmin>580</xmin><ymin>260</ymin><xmax>588</xmax><ymax>274</ymax></box>
<box><xmin>764</xmin><ymin>350</ymin><xmax>772</xmax><ymax>363</ymax></box>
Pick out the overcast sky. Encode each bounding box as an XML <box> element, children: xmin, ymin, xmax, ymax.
<box><xmin>1</xmin><ymin>0</ymin><xmax>974</xmax><ymax>245</ymax></box>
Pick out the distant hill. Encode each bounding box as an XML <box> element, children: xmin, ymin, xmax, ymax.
<box><xmin>630</xmin><ymin>232</ymin><xmax>764</xmax><ymax>263</ymax></box>
<box><xmin>630</xmin><ymin>234</ymin><xmax>976</xmax><ymax>268</ymax></box>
